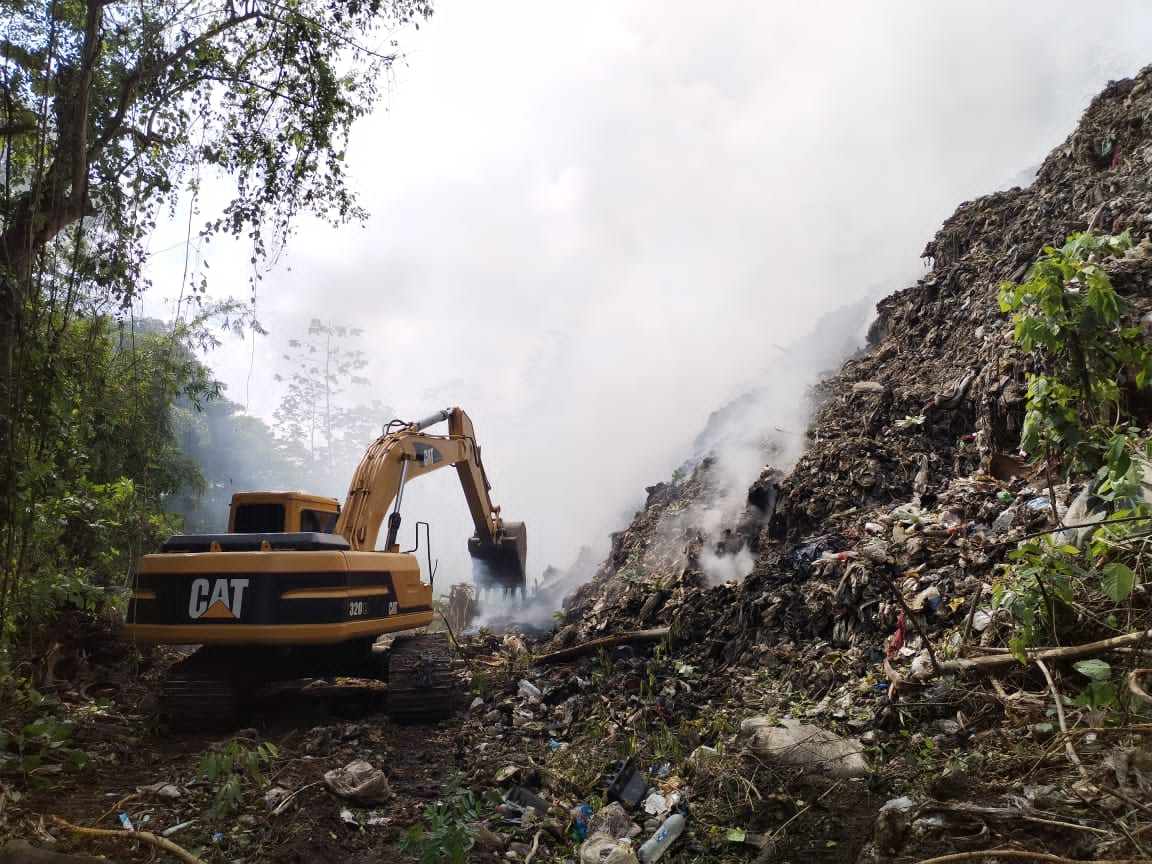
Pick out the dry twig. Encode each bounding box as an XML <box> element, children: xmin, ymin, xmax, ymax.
<box><xmin>522</xmin><ymin>829</ymin><xmax>543</xmax><ymax>864</ymax></box>
<box><xmin>1126</xmin><ymin>667</ymin><xmax>1152</xmax><ymax>706</ymax></box>
<box><xmin>49</xmin><ymin>817</ymin><xmax>203</xmax><ymax>864</ymax></box>
<box><xmin>534</xmin><ymin>628</ymin><xmax>670</xmax><ymax>665</ymax></box>
<box><xmin>1035</xmin><ymin>659</ymin><xmax>1085</xmax><ymax>777</ymax></box>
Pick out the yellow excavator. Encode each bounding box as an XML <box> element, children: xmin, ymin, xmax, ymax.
<box><xmin>125</xmin><ymin>407</ymin><xmax>526</xmax><ymax>726</ymax></box>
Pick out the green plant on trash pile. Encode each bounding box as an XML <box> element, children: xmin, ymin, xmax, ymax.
<box><xmin>998</xmin><ymin>229</ymin><xmax>1152</xmax><ymax>477</ymax></box>
<box><xmin>995</xmin><ymin>231</ymin><xmax>1152</xmax><ymax>660</ymax></box>
<box><xmin>197</xmin><ymin>739</ymin><xmax>278</xmax><ymax>820</ymax></box>
<box><xmin>397</xmin><ymin>775</ymin><xmax>499</xmax><ymax>864</ymax></box>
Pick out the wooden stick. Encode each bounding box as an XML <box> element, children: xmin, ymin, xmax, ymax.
<box><xmin>533</xmin><ymin>628</ymin><xmax>670</xmax><ymax>665</ymax></box>
<box><xmin>938</xmin><ymin>628</ymin><xmax>1152</xmax><ymax>673</ymax></box>
<box><xmin>1127</xmin><ymin>668</ymin><xmax>1152</xmax><ymax>706</ymax></box>
<box><xmin>914</xmin><ymin>850</ymin><xmax>1146</xmax><ymax>864</ymax></box>
<box><xmin>522</xmin><ymin>828</ymin><xmax>543</xmax><ymax>864</ymax></box>
<box><xmin>48</xmin><ymin>817</ymin><xmax>204</xmax><ymax>864</ymax></box>
<box><xmin>1035</xmin><ymin>659</ymin><xmax>1085</xmax><ymax>777</ymax></box>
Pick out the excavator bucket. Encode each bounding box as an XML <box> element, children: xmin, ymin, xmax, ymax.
<box><xmin>469</xmin><ymin>521</ymin><xmax>527</xmax><ymax>597</ymax></box>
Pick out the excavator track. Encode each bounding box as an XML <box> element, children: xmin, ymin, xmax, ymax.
<box><xmin>157</xmin><ymin>636</ymin><xmax>457</xmax><ymax>730</ymax></box>
<box><xmin>386</xmin><ymin>633</ymin><xmax>457</xmax><ymax>724</ymax></box>
<box><xmin>160</xmin><ymin>649</ymin><xmax>248</xmax><ymax>730</ymax></box>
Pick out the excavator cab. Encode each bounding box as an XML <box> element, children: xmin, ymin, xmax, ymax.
<box><xmin>228</xmin><ymin>492</ymin><xmax>340</xmax><ymax>534</ymax></box>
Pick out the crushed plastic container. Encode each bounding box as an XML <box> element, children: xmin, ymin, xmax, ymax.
<box><xmin>580</xmin><ymin>833</ymin><xmax>638</xmax><ymax>864</ymax></box>
<box><xmin>992</xmin><ymin>506</ymin><xmax>1016</xmax><ymax>531</ymax></box>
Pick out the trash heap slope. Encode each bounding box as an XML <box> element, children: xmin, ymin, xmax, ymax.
<box><xmin>503</xmin><ymin>66</ymin><xmax>1152</xmax><ymax>863</ymax></box>
<box><xmin>556</xmin><ymin>67</ymin><xmax>1152</xmax><ymax>648</ymax></box>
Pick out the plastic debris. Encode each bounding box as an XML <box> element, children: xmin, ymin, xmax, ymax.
<box><xmin>587</xmin><ymin>801</ymin><xmax>636</xmax><ymax>839</ymax></box>
<box><xmin>607</xmin><ymin>760</ymin><xmax>647</xmax><ymax>807</ymax></box>
<box><xmin>505</xmin><ymin>785</ymin><xmax>550</xmax><ymax>816</ymax></box>
<box><xmin>136</xmin><ymin>781</ymin><xmax>184</xmax><ymax>800</ymax></box>
<box><xmin>637</xmin><ymin>812</ymin><xmax>686</xmax><ymax>863</ymax></box>
<box><xmin>323</xmin><ymin>759</ymin><xmax>392</xmax><ymax>805</ymax></box>
<box><xmin>580</xmin><ymin>833</ymin><xmax>639</xmax><ymax>864</ymax></box>
<box><xmin>738</xmin><ymin>717</ymin><xmax>869</xmax><ymax>778</ymax></box>
<box><xmin>571</xmin><ymin>803</ymin><xmax>593</xmax><ymax>840</ymax></box>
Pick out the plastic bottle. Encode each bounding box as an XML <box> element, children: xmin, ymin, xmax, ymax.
<box><xmin>992</xmin><ymin>506</ymin><xmax>1016</xmax><ymax>531</ymax></box>
<box><xmin>637</xmin><ymin>812</ymin><xmax>686</xmax><ymax>863</ymax></box>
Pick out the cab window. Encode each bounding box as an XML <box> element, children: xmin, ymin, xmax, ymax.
<box><xmin>232</xmin><ymin>503</ymin><xmax>286</xmax><ymax>533</ymax></box>
<box><xmin>300</xmin><ymin>508</ymin><xmax>337</xmax><ymax>533</ymax></box>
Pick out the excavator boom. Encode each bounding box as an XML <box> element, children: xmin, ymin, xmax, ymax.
<box><xmin>334</xmin><ymin>406</ymin><xmax>526</xmax><ymax>593</ymax></box>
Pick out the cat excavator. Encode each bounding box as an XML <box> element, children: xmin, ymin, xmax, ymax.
<box><xmin>125</xmin><ymin>407</ymin><xmax>526</xmax><ymax>726</ymax></box>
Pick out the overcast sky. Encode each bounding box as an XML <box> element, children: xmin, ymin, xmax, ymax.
<box><xmin>146</xmin><ymin>1</ymin><xmax>1152</xmax><ymax>590</ymax></box>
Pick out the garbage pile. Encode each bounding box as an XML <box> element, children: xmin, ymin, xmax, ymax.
<box><xmin>505</xmin><ymin>65</ymin><xmax>1152</xmax><ymax>862</ymax></box>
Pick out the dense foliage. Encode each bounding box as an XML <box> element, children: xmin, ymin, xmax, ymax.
<box><xmin>996</xmin><ymin>232</ymin><xmax>1152</xmax><ymax>666</ymax></box>
<box><xmin>0</xmin><ymin>0</ymin><xmax>432</xmax><ymax>647</ymax></box>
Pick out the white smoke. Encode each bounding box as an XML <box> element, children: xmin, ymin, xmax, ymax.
<box><xmin>143</xmin><ymin>0</ymin><xmax>1152</xmax><ymax>619</ymax></box>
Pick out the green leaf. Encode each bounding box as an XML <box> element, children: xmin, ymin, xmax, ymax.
<box><xmin>1072</xmin><ymin>658</ymin><xmax>1111</xmax><ymax>681</ymax></box>
<box><xmin>1101</xmin><ymin>562</ymin><xmax>1136</xmax><ymax>602</ymax></box>
<box><xmin>1074</xmin><ymin>680</ymin><xmax>1117</xmax><ymax>709</ymax></box>
<box><xmin>1009</xmin><ymin>634</ymin><xmax>1030</xmax><ymax>665</ymax></box>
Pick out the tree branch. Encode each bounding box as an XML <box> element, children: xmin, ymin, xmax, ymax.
<box><xmin>938</xmin><ymin>628</ymin><xmax>1152</xmax><ymax>673</ymax></box>
<box><xmin>91</xmin><ymin>9</ymin><xmax>262</xmax><ymax>158</ymax></box>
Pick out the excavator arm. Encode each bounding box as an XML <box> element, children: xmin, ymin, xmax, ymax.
<box><xmin>333</xmin><ymin>407</ymin><xmax>527</xmax><ymax>594</ymax></box>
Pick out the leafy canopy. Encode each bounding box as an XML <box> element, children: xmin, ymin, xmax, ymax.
<box><xmin>1</xmin><ymin>0</ymin><xmax>433</xmax><ymax>295</ymax></box>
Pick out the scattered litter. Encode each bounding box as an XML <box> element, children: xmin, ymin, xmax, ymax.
<box><xmin>636</xmin><ymin>812</ymin><xmax>686</xmax><ymax>863</ymax></box>
<box><xmin>505</xmin><ymin>785</ymin><xmax>550</xmax><ymax>816</ymax></box>
<box><xmin>580</xmin><ymin>833</ymin><xmax>639</xmax><ymax>864</ymax></box>
<box><xmin>323</xmin><ymin>759</ymin><xmax>392</xmax><ymax>805</ymax></box>
<box><xmin>607</xmin><ymin>760</ymin><xmax>647</xmax><ymax>807</ymax></box>
<box><xmin>161</xmin><ymin>819</ymin><xmax>197</xmax><ymax>837</ymax></box>
<box><xmin>738</xmin><ymin>717</ymin><xmax>869</xmax><ymax>778</ymax></box>
<box><xmin>587</xmin><ymin>802</ymin><xmax>636</xmax><ymax>840</ymax></box>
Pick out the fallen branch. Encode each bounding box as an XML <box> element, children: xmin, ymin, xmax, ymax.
<box><xmin>49</xmin><ymin>817</ymin><xmax>203</xmax><ymax>864</ymax></box>
<box><xmin>1097</xmin><ymin>782</ymin><xmax>1152</xmax><ymax>817</ymax></box>
<box><xmin>938</xmin><ymin>628</ymin><xmax>1152</xmax><ymax>673</ymax></box>
<box><xmin>914</xmin><ymin>850</ymin><xmax>1147</xmax><ymax>864</ymax></box>
<box><xmin>533</xmin><ymin>628</ymin><xmax>670</xmax><ymax>665</ymax></box>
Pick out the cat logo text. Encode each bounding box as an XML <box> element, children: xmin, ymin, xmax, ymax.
<box><xmin>188</xmin><ymin>578</ymin><xmax>250</xmax><ymax>620</ymax></box>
